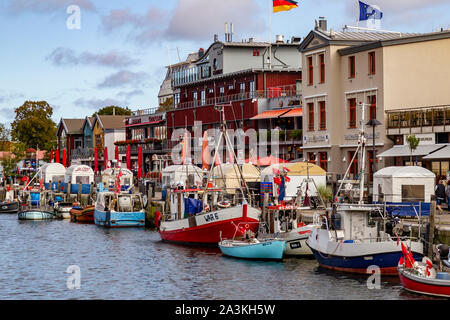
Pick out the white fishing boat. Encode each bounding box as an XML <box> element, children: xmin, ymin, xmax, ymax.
<box><xmin>18</xmin><ymin>189</ymin><xmax>55</xmax><ymax>221</ymax></box>
<box><xmin>306</xmin><ymin>102</ymin><xmax>424</xmax><ymax>275</ymax></box>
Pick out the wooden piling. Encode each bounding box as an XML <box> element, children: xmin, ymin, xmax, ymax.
<box><xmin>78</xmin><ymin>182</ymin><xmax>82</xmax><ymax>203</ymax></box>
<box><xmin>428</xmin><ymin>200</ymin><xmax>436</xmax><ymax>259</ymax></box>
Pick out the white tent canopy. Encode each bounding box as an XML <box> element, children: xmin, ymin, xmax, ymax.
<box><xmin>373</xmin><ymin>166</ymin><xmax>435</xmax><ymax>203</ymax></box>
<box><xmin>212</xmin><ymin>163</ymin><xmax>260</xmax><ymax>192</ymax></box>
<box><xmin>162</xmin><ymin>165</ymin><xmax>204</xmax><ymax>187</ymax></box>
<box><xmin>65</xmin><ymin>165</ymin><xmax>95</xmax><ymax>184</ymax></box>
<box><xmin>40</xmin><ymin>163</ymin><xmax>66</xmax><ymax>183</ymax></box>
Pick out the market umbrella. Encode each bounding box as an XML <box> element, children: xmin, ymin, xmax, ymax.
<box><xmin>104</xmin><ymin>147</ymin><xmax>108</xmax><ymax>170</ymax></box>
<box><xmin>50</xmin><ymin>149</ymin><xmax>54</xmax><ymax>163</ymax></box>
<box><xmin>55</xmin><ymin>149</ymin><xmax>60</xmax><ymax>163</ymax></box>
<box><xmin>201</xmin><ymin>131</ymin><xmax>210</xmax><ymax>171</ymax></box>
<box><xmin>62</xmin><ymin>149</ymin><xmax>67</xmax><ymax>168</ymax></box>
<box><xmin>138</xmin><ymin>145</ymin><xmax>143</xmax><ymax>179</ymax></box>
<box><xmin>126</xmin><ymin>144</ymin><xmax>131</xmax><ymax>170</ymax></box>
<box><xmin>115</xmin><ymin>145</ymin><xmax>119</xmax><ymax>162</ymax></box>
<box><xmin>94</xmin><ymin>148</ymin><xmax>98</xmax><ymax>174</ymax></box>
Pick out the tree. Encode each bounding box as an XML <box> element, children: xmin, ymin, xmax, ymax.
<box><xmin>11</xmin><ymin>101</ymin><xmax>57</xmax><ymax>151</ymax></box>
<box><xmin>406</xmin><ymin>134</ymin><xmax>420</xmax><ymax>166</ymax></box>
<box><xmin>1</xmin><ymin>141</ymin><xmax>26</xmax><ymax>177</ymax></box>
<box><xmin>0</xmin><ymin>123</ymin><xmax>11</xmax><ymax>151</ymax></box>
<box><xmin>92</xmin><ymin>106</ymin><xmax>132</xmax><ymax>117</ymax></box>
<box><xmin>157</xmin><ymin>97</ymin><xmax>174</xmax><ymax>113</ymax></box>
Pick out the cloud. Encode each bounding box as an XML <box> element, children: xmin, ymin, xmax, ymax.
<box><xmin>7</xmin><ymin>0</ymin><xmax>96</xmax><ymax>14</ymax></box>
<box><xmin>97</xmin><ymin>70</ymin><xmax>149</xmax><ymax>88</ymax></box>
<box><xmin>74</xmin><ymin>97</ymin><xmax>128</xmax><ymax>110</ymax></box>
<box><xmin>0</xmin><ymin>93</ymin><xmax>24</xmax><ymax>104</ymax></box>
<box><xmin>117</xmin><ymin>89</ymin><xmax>145</xmax><ymax>100</ymax></box>
<box><xmin>100</xmin><ymin>0</ymin><xmax>265</xmax><ymax>44</ymax></box>
<box><xmin>46</xmin><ymin>47</ymin><xmax>139</xmax><ymax>68</ymax></box>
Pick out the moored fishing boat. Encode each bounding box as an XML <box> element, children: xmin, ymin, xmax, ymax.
<box><xmin>306</xmin><ymin>102</ymin><xmax>424</xmax><ymax>275</ymax></box>
<box><xmin>70</xmin><ymin>205</ymin><xmax>95</xmax><ymax>223</ymax></box>
<box><xmin>18</xmin><ymin>189</ymin><xmax>54</xmax><ymax>220</ymax></box>
<box><xmin>54</xmin><ymin>202</ymin><xmax>79</xmax><ymax>219</ymax></box>
<box><xmin>0</xmin><ymin>185</ymin><xmax>20</xmax><ymax>214</ymax></box>
<box><xmin>94</xmin><ymin>191</ymin><xmax>145</xmax><ymax>227</ymax></box>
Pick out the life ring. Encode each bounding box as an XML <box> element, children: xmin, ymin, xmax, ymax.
<box><xmin>245</xmin><ymin>223</ymin><xmax>250</xmax><ymax>230</ymax></box>
<box><xmin>217</xmin><ymin>201</ymin><xmax>231</xmax><ymax>208</ymax></box>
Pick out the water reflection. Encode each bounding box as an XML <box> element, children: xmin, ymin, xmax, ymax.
<box><xmin>0</xmin><ymin>214</ymin><xmax>437</xmax><ymax>300</ymax></box>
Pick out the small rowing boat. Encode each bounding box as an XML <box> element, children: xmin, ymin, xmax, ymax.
<box><xmin>70</xmin><ymin>205</ymin><xmax>95</xmax><ymax>224</ymax></box>
<box><xmin>219</xmin><ymin>238</ymin><xmax>286</xmax><ymax>260</ymax></box>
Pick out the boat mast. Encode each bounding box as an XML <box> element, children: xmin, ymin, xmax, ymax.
<box><xmin>358</xmin><ymin>102</ymin><xmax>367</xmax><ymax>204</ymax></box>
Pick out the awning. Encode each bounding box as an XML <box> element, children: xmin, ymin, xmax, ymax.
<box><xmin>250</xmin><ymin>109</ymin><xmax>291</xmax><ymax>120</ymax></box>
<box><xmin>423</xmin><ymin>145</ymin><xmax>450</xmax><ymax>159</ymax></box>
<box><xmin>378</xmin><ymin>144</ymin><xmax>445</xmax><ymax>158</ymax></box>
<box><xmin>280</xmin><ymin>108</ymin><xmax>302</xmax><ymax>118</ymax></box>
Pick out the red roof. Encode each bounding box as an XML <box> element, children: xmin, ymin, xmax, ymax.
<box><xmin>280</xmin><ymin>108</ymin><xmax>302</xmax><ymax>118</ymax></box>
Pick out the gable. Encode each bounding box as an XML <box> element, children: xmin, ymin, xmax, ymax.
<box><xmin>298</xmin><ymin>30</ymin><xmax>330</xmax><ymax>53</ymax></box>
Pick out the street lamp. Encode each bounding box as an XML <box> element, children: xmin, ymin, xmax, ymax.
<box><xmin>366</xmin><ymin>118</ymin><xmax>382</xmax><ymax>185</ymax></box>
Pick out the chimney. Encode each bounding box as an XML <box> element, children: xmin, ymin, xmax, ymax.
<box><xmin>291</xmin><ymin>36</ymin><xmax>301</xmax><ymax>44</ymax></box>
<box><xmin>249</xmin><ymin>37</ymin><xmax>254</xmax><ymax>43</ymax></box>
<box><xmin>276</xmin><ymin>35</ymin><xmax>284</xmax><ymax>43</ymax></box>
<box><xmin>214</xmin><ymin>34</ymin><xmax>218</xmax><ymax>42</ymax></box>
<box><xmin>318</xmin><ymin>17</ymin><xmax>327</xmax><ymax>31</ymax></box>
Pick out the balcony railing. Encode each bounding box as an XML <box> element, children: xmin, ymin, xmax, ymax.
<box><xmin>387</xmin><ymin>105</ymin><xmax>450</xmax><ymax>129</ymax></box>
<box><xmin>174</xmin><ymin>85</ymin><xmax>301</xmax><ymax>110</ymax></box>
<box><xmin>131</xmin><ymin>107</ymin><xmax>159</xmax><ymax>117</ymax></box>
<box><xmin>117</xmin><ymin>141</ymin><xmax>167</xmax><ymax>154</ymax></box>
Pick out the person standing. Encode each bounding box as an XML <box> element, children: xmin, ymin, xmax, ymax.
<box><xmin>435</xmin><ymin>179</ymin><xmax>446</xmax><ymax>214</ymax></box>
<box><xmin>446</xmin><ymin>180</ymin><xmax>450</xmax><ymax>212</ymax></box>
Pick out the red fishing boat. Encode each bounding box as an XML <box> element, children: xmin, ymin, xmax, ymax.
<box><xmin>155</xmin><ymin>104</ymin><xmax>261</xmax><ymax>245</ymax></box>
<box><xmin>70</xmin><ymin>205</ymin><xmax>95</xmax><ymax>224</ymax></box>
<box><xmin>398</xmin><ymin>243</ymin><xmax>450</xmax><ymax>298</ymax></box>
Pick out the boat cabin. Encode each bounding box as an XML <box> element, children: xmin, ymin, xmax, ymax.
<box><xmin>101</xmin><ymin>168</ymin><xmax>133</xmax><ymax>191</ymax></box>
<box><xmin>96</xmin><ymin>192</ymin><xmax>144</xmax><ymax>213</ymax></box>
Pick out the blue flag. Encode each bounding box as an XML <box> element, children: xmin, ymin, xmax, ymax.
<box><xmin>359</xmin><ymin>1</ymin><xmax>383</xmax><ymax>21</ymax></box>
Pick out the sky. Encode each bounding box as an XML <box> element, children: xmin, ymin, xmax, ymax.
<box><xmin>1</xmin><ymin>0</ymin><xmax>450</xmax><ymax>126</ymax></box>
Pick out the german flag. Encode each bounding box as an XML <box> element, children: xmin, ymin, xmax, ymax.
<box><xmin>273</xmin><ymin>0</ymin><xmax>298</xmax><ymax>13</ymax></box>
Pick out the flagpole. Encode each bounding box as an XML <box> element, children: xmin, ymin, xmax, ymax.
<box><xmin>268</xmin><ymin>0</ymin><xmax>272</xmax><ymax>69</ymax></box>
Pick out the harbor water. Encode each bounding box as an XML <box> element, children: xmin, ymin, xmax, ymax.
<box><xmin>0</xmin><ymin>214</ymin><xmax>436</xmax><ymax>300</ymax></box>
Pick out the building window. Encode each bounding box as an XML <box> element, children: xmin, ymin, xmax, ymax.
<box><xmin>368</xmin><ymin>150</ymin><xmax>377</xmax><ymax>182</ymax></box>
<box><xmin>228</xmin><ymin>84</ymin><xmax>234</xmax><ymax>91</ymax></box>
<box><xmin>368</xmin><ymin>95</ymin><xmax>376</xmax><ymax>120</ymax></box>
<box><xmin>369</xmin><ymin>52</ymin><xmax>376</xmax><ymax>75</ymax></box>
<box><xmin>319</xmin><ymin>54</ymin><xmax>325</xmax><ymax>83</ymax></box>
<box><xmin>349</xmin><ymin>56</ymin><xmax>355</xmax><ymax>78</ymax></box>
<box><xmin>249</xmin><ymin>81</ymin><xmax>255</xmax><ymax>98</ymax></box>
<box><xmin>307</xmin><ymin>152</ymin><xmax>316</xmax><ymax>164</ymax></box>
<box><xmin>349</xmin><ymin>151</ymin><xmax>358</xmax><ymax>177</ymax></box>
<box><xmin>307</xmin><ymin>56</ymin><xmax>313</xmax><ymax>85</ymax></box>
<box><xmin>174</xmin><ymin>93</ymin><xmax>180</xmax><ymax>107</ymax></box>
<box><xmin>201</xmin><ymin>90</ymin><xmax>206</xmax><ymax>106</ymax></box>
<box><xmin>240</xmin><ymin>83</ymin><xmax>245</xmax><ymax>92</ymax></box>
<box><xmin>319</xmin><ymin>101</ymin><xmax>326</xmax><ymax>130</ymax></box>
<box><xmin>319</xmin><ymin>152</ymin><xmax>327</xmax><ymax>171</ymax></box>
<box><xmin>348</xmin><ymin>98</ymin><xmax>356</xmax><ymax>128</ymax></box>
<box><xmin>308</xmin><ymin>103</ymin><xmax>314</xmax><ymax>131</ymax></box>
<box><xmin>219</xmin><ymin>87</ymin><xmax>224</xmax><ymax>96</ymax></box>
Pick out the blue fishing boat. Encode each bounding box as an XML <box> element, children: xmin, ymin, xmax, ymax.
<box><xmin>94</xmin><ymin>191</ymin><xmax>145</xmax><ymax>228</ymax></box>
<box><xmin>219</xmin><ymin>238</ymin><xmax>286</xmax><ymax>260</ymax></box>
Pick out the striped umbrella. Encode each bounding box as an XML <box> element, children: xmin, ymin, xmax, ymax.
<box><xmin>126</xmin><ymin>144</ymin><xmax>131</xmax><ymax>170</ymax></box>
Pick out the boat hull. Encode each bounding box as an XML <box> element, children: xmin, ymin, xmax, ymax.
<box><xmin>308</xmin><ymin>246</ymin><xmax>423</xmax><ymax>275</ymax></box>
<box><xmin>70</xmin><ymin>206</ymin><xmax>94</xmax><ymax>224</ymax></box>
<box><xmin>219</xmin><ymin>240</ymin><xmax>286</xmax><ymax>260</ymax></box>
<box><xmin>94</xmin><ymin>209</ymin><xmax>145</xmax><ymax>228</ymax></box>
<box><xmin>398</xmin><ymin>266</ymin><xmax>450</xmax><ymax>298</ymax></box>
<box><xmin>0</xmin><ymin>201</ymin><xmax>19</xmax><ymax>214</ymax></box>
<box><xmin>159</xmin><ymin>205</ymin><xmax>261</xmax><ymax>245</ymax></box>
<box><xmin>18</xmin><ymin>210</ymin><xmax>54</xmax><ymax>220</ymax></box>
<box><xmin>276</xmin><ymin>227</ymin><xmax>314</xmax><ymax>256</ymax></box>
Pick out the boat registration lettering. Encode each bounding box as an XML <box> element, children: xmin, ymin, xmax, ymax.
<box><xmin>290</xmin><ymin>241</ymin><xmax>301</xmax><ymax>249</ymax></box>
<box><xmin>203</xmin><ymin>212</ymin><xmax>219</xmax><ymax>222</ymax></box>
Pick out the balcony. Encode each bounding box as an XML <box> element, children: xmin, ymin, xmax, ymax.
<box><xmin>174</xmin><ymin>85</ymin><xmax>301</xmax><ymax>110</ymax></box>
<box><xmin>131</xmin><ymin>107</ymin><xmax>159</xmax><ymax>117</ymax></box>
<box><xmin>387</xmin><ymin>105</ymin><xmax>450</xmax><ymax>135</ymax></box>
<box><xmin>116</xmin><ymin>140</ymin><xmax>167</xmax><ymax>154</ymax></box>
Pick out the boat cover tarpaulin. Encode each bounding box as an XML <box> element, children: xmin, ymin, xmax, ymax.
<box><xmin>381</xmin><ymin>202</ymin><xmax>430</xmax><ymax>217</ymax></box>
<box><xmin>184</xmin><ymin>198</ymin><xmax>203</xmax><ymax>216</ymax></box>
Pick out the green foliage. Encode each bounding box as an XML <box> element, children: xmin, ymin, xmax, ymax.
<box><xmin>157</xmin><ymin>97</ymin><xmax>174</xmax><ymax>113</ymax></box>
<box><xmin>1</xmin><ymin>142</ymin><xmax>26</xmax><ymax>177</ymax></box>
<box><xmin>290</xmin><ymin>129</ymin><xmax>302</xmax><ymax>140</ymax></box>
<box><xmin>92</xmin><ymin>106</ymin><xmax>132</xmax><ymax>117</ymax></box>
<box><xmin>0</xmin><ymin>123</ymin><xmax>11</xmax><ymax>151</ymax></box>
<box><xmin>11</xmin><ymin>101</ymin><xmax>57</xmax><ymax>151</ymax></box>
<box><xmin>317</xmin><ymin>184</ymin><xmax>332</xmax><ymax>207</ymax></box>
<box><xmin>406</xmin><ymin>134</ymin><xmax>420</xmax><ymax>165</ymax></box>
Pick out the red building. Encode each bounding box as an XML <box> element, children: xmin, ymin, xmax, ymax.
<box><xmin>166</xmin><ymin>36</ymin><xmax>303</xmax><ymax>161</ymax></box>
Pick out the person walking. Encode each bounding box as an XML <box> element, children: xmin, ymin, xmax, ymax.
<box><xmin>435</xmin><ymin>179</ymin><xmax>446</xmax><ymax>214</ymax></box>
<box><xmin>446</xmin><ymin>180</ymin><xmax>450</xmax><ymax>212</ymax></box>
